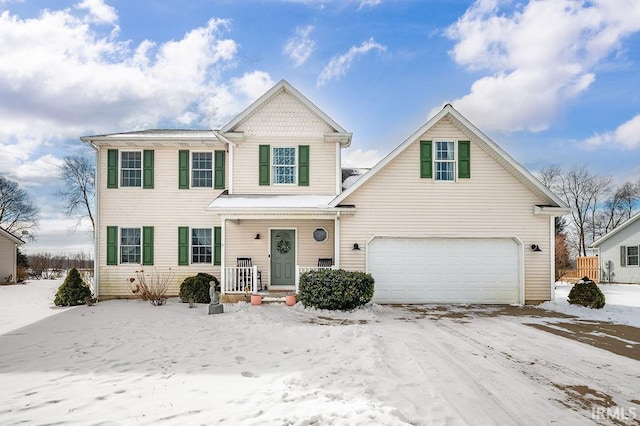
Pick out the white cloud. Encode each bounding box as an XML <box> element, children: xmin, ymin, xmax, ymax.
<box><xmin>12</xmin><ymin>155</ymin><xmax>65</xmax><ymax>185</ymax></box>
<box><xmin>583</xmin><ymin>115</ymin><xmax>640</xmax><ymax>149</ymax></box>
<box><xmin>75</xmin><ymin>0</ymin><xmax>118</xmax><ymax>24</ymax></box>
<box><xmin>317</xmin><ymin>37</ymin><xmax>386</xmax><ymax>86</ymax></box>
<box><xmin>342</xmin><ymin>148</ymin><xmax>383</xmax><ymax>168</ymax></box>
<box><xmin>0</xmin><ymin>6</ymin><xmax>274</xmax><ymax>186</ymax></box>
<box><xmin>283</xmin><ymin>25</ymin><xmax>316</xmax><ymax>66</ymax></box>
<box><xmin>358</xmin><ymin>0</ymin><xmax>382</xmax><ymax>11</ymax></box>
<box><xmin>444</xmin><ymin>0</ymin><xmax>640</xmax><ymax>133</ymax></box>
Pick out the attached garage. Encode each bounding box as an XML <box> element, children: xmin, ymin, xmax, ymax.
<box><xmin>367</xmin><ymin>237</ymin><xmax>523</xmax><ymax>304</ymax></box>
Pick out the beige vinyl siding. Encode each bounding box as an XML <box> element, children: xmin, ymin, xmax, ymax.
<box><xmin>0</xmin><ymin>236</ymin><xmax>16</xmax><ymax>281</ymax></box>
<box><xmin>98</xmin><ymin>146</ymin><xmax>224</xmax><ymax>297</ymax></box>
<box><xmin>231</xmin><ymin>91</ymin><xmax>338</xmax><ymax>195</ymax></box>
<box><xmin>339</xmin><ymin>118</ymin><xmax>553</xmax><ymax>303</ymax></box>
<box><xmin>224</xmin><ymin>219</ymin><xmax>334</xmax><ymax>287</ymax></box>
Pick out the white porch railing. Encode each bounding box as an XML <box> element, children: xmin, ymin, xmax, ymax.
<box><xmin>223</xmin><ymin>265</ymin><xmax>335</xmax><ymax>294</ymax></box>
<box><xmin>223</xmin><ymin>266</ymin><xmax>259</xmax><ymax>294</ymax></box>
<box><xmin>295</xmin><ymin>265</ymin><xmax>335</xmax><ymax>294</ymax></box>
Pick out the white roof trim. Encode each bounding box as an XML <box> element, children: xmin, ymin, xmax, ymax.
<box><xmin>220</xmin><ymin>80</ymin><xmax>350</xmax><ymax>137</ymax></box>
<box><xmin>331</xmin><ymin>104</ymin><xmax>568</xmax><ymax>209</ymax></box>
<box><xmin>0</xmin><ymin>227</ymin><xmax>24</xmax><ymax>245</ymax></box>
<box><xmin>591</xmin><ymin>210</ymin><xmax>640</xmax><ymax>248</ymax></box>
<box><xmin>206</xmin><ymin>194</ymin><xmax>356</xmax><ymax>217</ymax></box>
<box><xmin>80</xmin><ymin>130</ymin><xmax>225</xmax><ymax>147</ymax></box>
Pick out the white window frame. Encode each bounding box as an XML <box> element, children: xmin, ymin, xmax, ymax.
<box><xmin>434</xmin><ymin>140</ymin><xmax>456</xmax><ymax>182</ymax></box>
<box><xmin>191</xmin><ymin>228</ymin><xmax>213</xmax><ymax>264</ymax></box>
<box><xmin>627</xmin><ymin>246</ymin><xmax>639</xmax><ymax>266</ymax></box>
<box><xmin>120</xmin><ymin>227</ymin><xmax>141</xmax><ymax>264</ymax></box>
<box><xmin>313</xmin><ymin>227</ymin><xmax>328</xmax><ymax>243</ymax></box>
<box><xmin>272</xmin><ymin>146</ymin><xmax>297</xmax><ymax>185</ymax></box>
<box><xmin>191</xmin><ymin>151</ymin><xmax>213</xmax><ymax>188</ymax></box>
<box><xmin>120</xmin><ymin>151</ymin><xmax>142</xmax><ymax>188</ymax></box>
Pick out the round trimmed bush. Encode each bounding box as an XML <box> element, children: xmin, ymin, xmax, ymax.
<box><xmin>298</xmin><ymin>269</ymin><xmax>374</xmax><ymax>311</ymax></box>
<box><xmin>54</xmin><ymin>267</ymin><xmax>92</xmax><ymax>306</ymax></box>
<box><xmin>179</xmin><ymin>273</ymin><xmax>218</xmax><ymax>304</ymax></box>
<box><xmin>568</xmin><ymin>276</ymin><xmax>605</xmax><ymax>309</ymax></box>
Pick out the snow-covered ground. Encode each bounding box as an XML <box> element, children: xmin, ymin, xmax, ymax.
<box><xmin>0</xmin><ymin>280</ymin><xmax>638</xmax><ymax>425</ymax></box>
<box><xmin>545</xmin><ymin>282</ymin><xmax>640</xmax><ymax>327</ymax></box>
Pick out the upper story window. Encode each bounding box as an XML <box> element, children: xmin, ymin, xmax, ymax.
<box><xmin>420</xmin><ymin>140</ymin><xmax>470</xmax><ymax>181</ymax></box>
<box><xmin>121</xmin><ymin>151</ymin><xmax>142</xmax><ymax>187</ymax></box>
<box><xmin>273</xmin><ymin>147</ymin><xmax>296</xmax><ymax>184</ymax></box>
<box><xmin>120</xmin><ymin>228</ymin><xmax>141</xmax><ymax>264</ymax></box>
<box><xmin>434</xmin><ymin>141</ymin><xmax>455</xmax><ymax>181</ymax></box>
<box><xmin>192</xmin><ymin>152</ymin><xmax>213</xmax><ymax>188</ymax></box>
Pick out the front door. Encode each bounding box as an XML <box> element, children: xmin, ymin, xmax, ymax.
<box><xmin>271</xmin><ymin>229</ymin><xmax>295</xmax><ymax>286</ymax></box>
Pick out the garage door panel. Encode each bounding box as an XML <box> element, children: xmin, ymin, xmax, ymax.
<box><xmin>368</xmin><ymin>238</ymin><xmax>520</xmax><ymax>304</ymax></box>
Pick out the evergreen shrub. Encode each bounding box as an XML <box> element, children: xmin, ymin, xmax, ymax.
<box><xmin>299</xmin><ymin>269</ymin><xmax>374</xmax><ymax>311</ymax></box>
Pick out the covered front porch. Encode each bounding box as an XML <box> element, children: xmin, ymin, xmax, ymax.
<box><xmin>206</xmin><ymin>194</ymin><xmax>355</xmax><ymax>295</ymax></box>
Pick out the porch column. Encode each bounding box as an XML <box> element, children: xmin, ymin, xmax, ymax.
<box><xmin>334</xmin><ymin>212</ymin><xmax>340</xmax><ymax>268</ymax></box>
<box><xmin>221</xmin><ymin>217</ymin><xmax>227</xmax><ymax>295</ymax></box>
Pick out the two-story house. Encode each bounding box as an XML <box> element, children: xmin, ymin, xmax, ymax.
<box><xmin>82</xmin><ymin>80</ymin><xmax>569</xmax><ymax>304</ymax></box>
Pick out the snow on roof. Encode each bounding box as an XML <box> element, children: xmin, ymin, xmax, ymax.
<box><xmin>207</xmin><ymin>194</ymin><xmax>336</xmax><ymax>210</ymax></box>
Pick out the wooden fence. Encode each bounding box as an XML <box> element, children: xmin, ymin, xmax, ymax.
<box><xmin>562</xmin><ymin>257</ymin><xmax>599</xmax><ymax>283</ymax></box>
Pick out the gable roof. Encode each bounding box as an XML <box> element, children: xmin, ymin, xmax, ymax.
<box><xmin>220</xmin><ymin>80</ymin><xmax>352</xmax><ymax>146</ymax></box>
<box><xmin>591</xmin><ymin>211</ymin><xmax>640</xmax><ymax>248</ymax></box>
<box><xmin>0</xmin><ymin>227</ymin><xmax>24</xmax><ymax>245</ymax></box>
<box><xmin>330</xmin><ymin>104</ymin><xmax>569</xmax><ymax>210</ymax></box>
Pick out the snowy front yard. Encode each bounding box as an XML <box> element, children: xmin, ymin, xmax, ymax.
<box><xmin>0</xmin><ymin>280</ymin><xmax>638</xmax><ymax>425</ymax></box>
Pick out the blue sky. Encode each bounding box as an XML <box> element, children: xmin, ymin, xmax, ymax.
<box><xmin>1</xmin><ymin>0</ymin><xmax>639</xmax><ymax>255</ymax></box>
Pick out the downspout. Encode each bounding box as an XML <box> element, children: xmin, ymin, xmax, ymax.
<box><xmin>549</xmin><ymin>216</ymin><xmax>555</xmax><ymax>302</ymax></box>
<box><xmin>336</xmin><ymin>143</ymin><xmax>341</xmax><ymax>195</ymax></box>
<box><xmin>213</xmin><ymin>131</ymin><xmax>236</xmax><ymax>194</ymax></box>
<box><xmin>89</xmin><ymin>141</ymin><xmax>100</xmax><ymax>299</ymax></box>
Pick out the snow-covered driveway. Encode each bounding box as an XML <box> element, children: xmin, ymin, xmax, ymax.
<box><xmin>0</xmin><ymin>295</ymin><xmax>638</xmax><ymax>425</ymax></box>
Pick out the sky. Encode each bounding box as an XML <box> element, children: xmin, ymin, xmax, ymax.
<box><xmin>1</xmin><ymin>0</ymin><xmax>639</xmax><ymax>255</ymax></box>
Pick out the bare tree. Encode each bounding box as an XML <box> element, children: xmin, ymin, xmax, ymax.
<box><xmin>0</xmin><ymin>174</ymin><xmax>39</xmax><ymax>238</ymax></box>
<box><xmin>57</xmin><ymin>155</ymin><xmax>95</xmax><ymax>235</ymax></box>
<box><xmin>540</xmin><ymin>165</ymin><xmax>612</xmax><ymax>256</ymax></box>
<box><xmin>593</xmin><ymin>182</ymin><xmax>640</xmax><ymax>237</ymax></box>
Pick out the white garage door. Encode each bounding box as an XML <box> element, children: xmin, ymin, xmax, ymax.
<box><xmin>368</xmin><ymin>237</ymin><xmax>521</xmax><ymax>304</ymax></box>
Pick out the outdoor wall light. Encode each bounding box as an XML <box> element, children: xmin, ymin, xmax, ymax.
<box><xmin>352</xmin><ymin>243</ymin><xmax>361</xmax><ymax>250</ymax></box>
<box><xmin>530</xmin><ymin>244</ymin><xmax>541</xmax><ymax>252</ymax></box>
<box><xmin>255</xmin><ymin>233</ymin><xmax>261</xmax><ymax>240</ymax></box>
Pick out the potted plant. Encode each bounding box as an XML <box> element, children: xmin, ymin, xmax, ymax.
<box><xmin>285</xmin><ymin>293</ymin><xmax>297</xmax><ymax>306</ymax></box>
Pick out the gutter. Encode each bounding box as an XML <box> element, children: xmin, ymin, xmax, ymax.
<box><xmin>87</xmin><ymin>140</ymin><xmax>100</xmax><ymax>299</ymax></box>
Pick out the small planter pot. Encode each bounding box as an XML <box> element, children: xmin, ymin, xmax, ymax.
<box><xmin>250</xmin><ymin>294</ymin><xmax>262</xmax><ymax>306</ymax></box>
<box><xmin>285</xmin><ymin>294</ymin><xmax>297</xmax><ymax>306</ymax></box>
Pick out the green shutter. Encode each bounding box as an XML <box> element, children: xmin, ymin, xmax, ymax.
<box><xmin>214</xmin><ymin>150</ymin><xmax>225</xmax><ymax>189</ymax></box>
<box><xmin>259</xmin><ymin>144</ymin><xmax>270</xmax><ymax>186</ymax></box>
<box><xmin>214</xmin><ymin>226</ymin><xmax>221</xmax><ymax>266</ymax></box>
<box><xmin>143</xmin><ymin>150</ymin><xmax>154</xmax><ymax>189</ymax></box>
<box><xmin>178</xmin><ymin>227</ymin><xmax>189</xmax><ymax>266</ymax></box>
<box><xmin>142</xmin><ymin>226</ymin><xmax>154</xmax><ymax>265</ymax></box>
<box><xmin>621</xmin><ymin>246</ymin><xmax>627</xmax><ymax>267</ymax></box>
<box><xmin>106</xmin><ymin>226</ymin><xmax>118</xmax><ymax>265</ymax></box>
<box><xmin>458</xmin><ymin>141</ymin><xmax>471</xmax><ymax>179</ymax></box>
<box><xmin>179</xmin><ymin>150</ymin><xmax>189</xmax><ymax>189</ymax></box>
<box><xmin>298</xmin><ymin>145</ymin><xmax>309</xmax><ymax>186</ymax></box>
<box><xmin>107</xmin><ymin>149</ymin><xmax>118</xmax><ymax>188</ymax></box>
<box><xmin>420</xmin><ymin>141</ymin><xmax>432</xmax><ymax>178</ymax></box>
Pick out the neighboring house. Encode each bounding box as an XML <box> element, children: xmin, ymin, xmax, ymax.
<box><xmin>591</xmin><ymin>212</ymin><xmax>640</xmax><ymax>283</ymax></box>
<box><xmin>0</xmin><ymin>227</ymin><xmax>24</xmax><ymax>283</ymax></box>
<box><xmin>82</xmin><ymin>80</ymin><xmax>569</xmax><ymax>304</ymax></box>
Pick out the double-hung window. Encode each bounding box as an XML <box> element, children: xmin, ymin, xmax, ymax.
<box><xmin>121</xmin><ymin>152</ymin><xmax>142</xmax><ymax>187</ymax></box>
<box><xmin>192</xmin><ymin>152</ymin><xmax>213</xmax><ymax>188</ymax></box>
<box><xmin>192</xmin><ymin>228</ymin><xmax>212</xmax><ymax>264</ymax></box>
<box><xmin>434</xmin><ymin>141</ymin><xmax>455</xmax><ymax>181</ymax></box>
<box><xmin>273</xmin><ymin>147</ymin><xmax>296</xmax><ymax>184</ymax></box>
<box><xmin>627</xmin><ymin>246</ymin><xmax>639</xmax><ymax>266</ymax></box>
<box><xmin>120</xmin><ymin>228</ymin><xmax>141</xmax><ymax>264</ymax></box>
